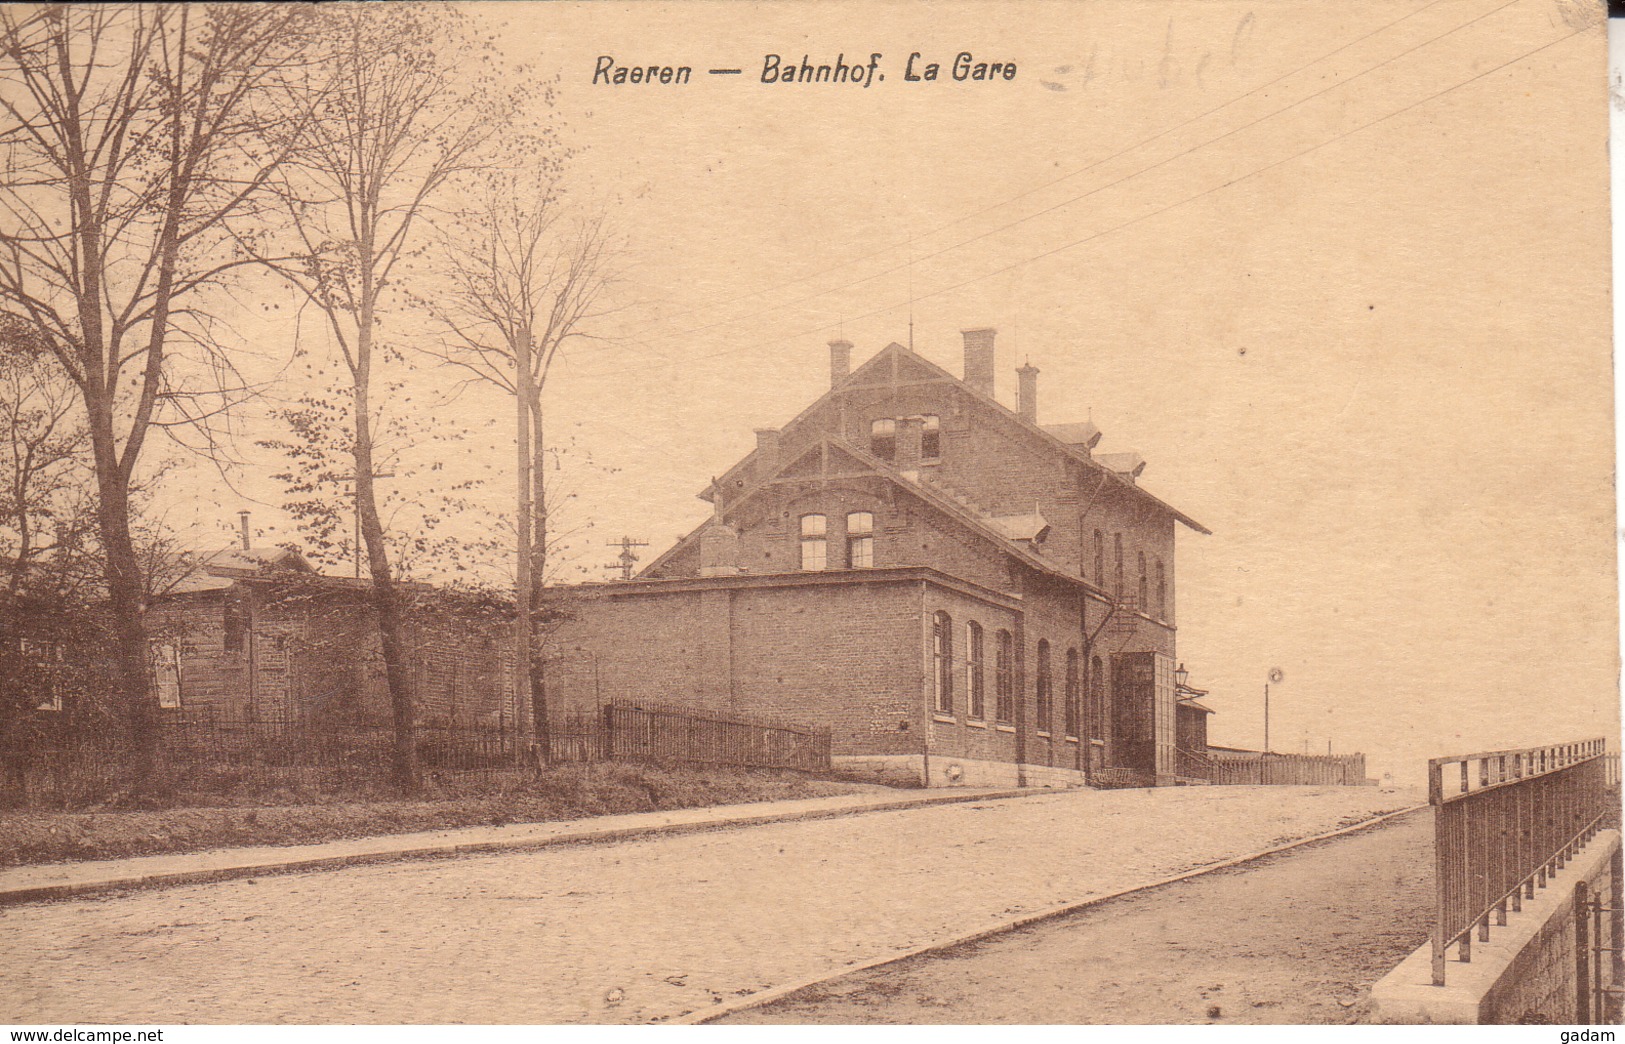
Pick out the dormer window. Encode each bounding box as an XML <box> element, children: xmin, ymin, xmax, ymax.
<box><xmin>845</xmin><ymin>511</ymin><xmax>874</xmax><ymax>568</ymax></box>
<box><xmin>870</xmin><ymin>418</ymin><xmax>896</xmax><ymax>460</ymax></box>
<box><xmin>920</xmin><ymin>414</ymin><xmax>940</xmax><ymax>459</ymax></box>
<box><xmin>800</xmin><ymin>514</ymin><xmax>827</xmax><ymax>571</ymax></box>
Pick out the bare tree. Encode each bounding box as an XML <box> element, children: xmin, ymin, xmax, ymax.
<box><xmin>0</xmin><ymin>315</ymin><xmax>89</xmax><ymax>596</ymax></box>
<box><xmin>262</xmin><ymin>5</ymin><xmax>522</xmax><ymax>791</ymax></box>
<box><xmin>0</xmin><ymin>6</ymin><xmax>316</xmax><ymax>781</ymax></box>
<box><xmin>426</xmin><ymin>172</ymin><xmax>619</xmax><ymax>762</ymax></box>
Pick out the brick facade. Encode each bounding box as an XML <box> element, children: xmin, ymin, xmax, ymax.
<box><xmin>547</xmin><ymin>332</ymin><xmax>1208</xmax><ymax>786</ymax></box>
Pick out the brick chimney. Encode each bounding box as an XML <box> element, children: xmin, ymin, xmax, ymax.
<box><xmin>961</xmin><ymin>327</ymin><xmax>996</xmax><ymax>397</ymax></box>
<box><xmin>829</xmin><ymin>338</ymin><xmax>852</xmax><ymax>389</ymax></box>
<box><xmin>754</xmin><ymin>428</ymin><xmax>781</xmax><ymax>473</ymax></box>
<box><xmin>895</xmin><ymin>415</ymin><xmax>924</xmax><ymax>479</ymax></box>
<box><xmin>698</xmin><ymin>518</ymin><xmax>739</xmax><ymax>576</ymax></box>
<box><xmin>1016</xmin><ymin>361</ymin><xmax>1039</xmax><ymax>425</ymax></box>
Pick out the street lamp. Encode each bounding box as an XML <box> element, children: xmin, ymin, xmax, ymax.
<box><xmin>1265</xmin><ymin>667</ymin><xmax>1284</xmax><ymax>752</ymax></box>
<box><xmin>1175</xmin><ymin>662</ymin><xmax>1189</xmax><ymax>690</ymax></box>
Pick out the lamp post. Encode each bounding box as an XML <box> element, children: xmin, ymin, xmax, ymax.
<box><xmin>1175</xmin><ymin>662</ymin><xmax>1189</xmax><ymax>690</ymax></box>
<box><xmin>1265</xmin><ymin>667</ymin><xmax>1284</xmax><ymax>752</ymax></box>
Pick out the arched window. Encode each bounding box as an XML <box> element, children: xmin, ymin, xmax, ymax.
<box><xmin>920</xmin><ymin>414</ymin><xmax>941</xmax><ymax>459</ymax></box>
<box><xmin>995</xmin><ymin>630</ymin><xmax>1014</xmax><ymax>723</ymax></box>
<box><xmin>846</xmin><ymin>511</ymin><xmax>874</xmax><ymax>568</ymax></box>
<box><xmin>1035</xmin><ymin>639</ymin><xmax>1053</xmax><ymax>733</ymax></box>
<box><xmin>1093</xmin><ymin>529</ymin><xmax>1104</xmax><ymax>586</ymax></box>
<box><xmin>966</xmin><ymin>621</ymin><xmax>985</xmax><ymax>719</ymax></box>
<box><xmin>799</xmin><ymin>514</ymin><xmax>827</xmax><ymax>571</ymax></box>
<box><xmin>932</xmin><ymin>611</ymin><xmax>954</xmax><ymax>714</ymax></box>
<box><xmin>1064</xmin><ymin>647</ymin><xmax>1080</xmax><ymax>738</ymax></box>
<box><xmin>870</xmin><ymin>418</ymin><xmax>896</xmax><ymax>460</ymax></box>
<box><xmin>1155</xmin><ymin>558</ymin><xmax>1166</xmax><ymax>620</ymax></box>
<box><xmin>1090</xmin><ymin>654</ymin><xmax>1106</xmax><ymax>741</ymax></box>
<box><xmin>1137</xmin><ymin>551</ymin><xmax>1148</xmax><ymax>614</ymax></box>
<box><xmin>1113</xmin><ymin>533</ymin><xmax>1124</xmax><ymax>602</ymax></box>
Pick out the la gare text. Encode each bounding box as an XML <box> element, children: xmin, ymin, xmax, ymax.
<box><xmin>592</xmin><ymin>53</ymin><xmax>1017</xmax><ymax>88</ymax></box>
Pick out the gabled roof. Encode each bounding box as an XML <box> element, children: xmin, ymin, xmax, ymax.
<box><xmin>645</xmin><ymin>433</ymin><xmax>1113</xmax><ymax>598</ymax></box>
<box><xmin>158</xmin><ymin>546</ymin><xmax>314</xmax><ymax>596</ymax></box>
<box><xmin>705</xmin><ymin>341</ymin><xmax>1208</xmax><ymax>534</ymax></box>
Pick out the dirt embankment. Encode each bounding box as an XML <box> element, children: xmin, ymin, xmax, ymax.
<box><xmin>0</xmin><ymin>764</ymin><xmax>877</xmax><ymax>866</ymax></box>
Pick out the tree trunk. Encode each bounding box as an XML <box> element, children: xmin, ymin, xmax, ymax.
<box><xmin>88</xmin><ymin>404</ymin><xmax>156</xmax><ymax>792</ymax></box>
<box><xmin>353</xmin><ymin>296</ymin><xmax>418</xmax><ymax>793</ymax></box>
<box><xmin>513</xmin><ymin>330</ymin><xmax>542</xmax><ymax>764</ymax></box>
<box><xmin>527</xmin><ymin>388</ymin><xmax>550</xmax><ymax>762</ymax></box>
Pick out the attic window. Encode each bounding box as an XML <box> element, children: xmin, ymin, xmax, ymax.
<box><xmin>800</xmin><ymin>514</ymin><xmax>827</xmax><ymax>571</ymax></box>
<box><xmin>920</xmin><ymin>415</ymin><xmax>940</xmax><ymax>459</ymax></box>
<box><xmin>870</xmin><ymin>418</ymin><xmax>896</xmax><ymax>460</ymax></box>
<box><xmin>846</xmin><ymin>511</ymin><xmax>874</xmax><ymax>568</ymax></box>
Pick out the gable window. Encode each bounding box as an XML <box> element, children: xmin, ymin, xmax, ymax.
<box><xmin>152</xmin><ymin>642</ymin><xmax>182</xmax><ymax>709</ymax></box>
<box><xmin>994</xmin><ymin>629</ymin><xmax>1014</xmax><ymax>723</ymax></box>
<box><xmin>1155</xmin><ymin>559</ymin><xmax>1166</xmax><ymax>620</ymax></box>
<box><xmin>932</xmin><ymin>611</ymin><xmax>954</xmax><ymax>714</ymax></box>
<box><xmin>223</xmin><ymin>595</ymin><xmax>248</xmax><ymax>654</ymax></box>
<box><xmin>799</xmin><ymin>514</ymin><xmax>827</xmax><ymax>571</ymax></box>
<box><xmin>846</xmin><ymin>511</ymin><xmax>874</xmax><ymax>568</ymax></box>
<box><xmin>920</xmin><ymin>414</ymin><xmax>941</xmax><ymax>459</ymax></box>
<box><xmin>1113</xmin><ymin>533</ymin><xmax>1124</xmax><ymax>602</ymax></box>
<box><xmin>1137</xmin><ymin>551</ymin><xmax>1148</xmax><ymax>615</ymax></box>
<box><xmin>1065</xmin><ymin>647</ymin><xmax>1080</xmax><ymax>738</ymax></box>
<box><xmin>870</xmin><ymin>418</ymin><xmax>896</xmax><ymax>460</ymax></box>
<box><xmin>966</xmin><ymin>621</ymin><xmax>985</xmax><ymax>719</ymax></box>
<box><xmin>1093</xmin><ymin>529</ymin><xmax>1104</xmax><ymax>586</ymax></box>
<box><xmin>1035</xmin><ymin>639</ymin><xmax>1053</xmax><ymax>733</ymax></box>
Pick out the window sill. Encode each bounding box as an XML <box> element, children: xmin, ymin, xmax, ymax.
<box><xmin>1036</xmin><ymin>730</ymin><xmax>1052</xmax><ymax>739</ymax></box>
<box><xmin>932</xmin><ymin>714</ymin><xmax>956</xmax><ymax>725</ymax></box>
<box><xmin>965</xmin><ymin>718</ymin><xmax>988</xmax><ymax>729</ymax></box>
<box><xmin>1089</xmin><ymin>738</ymin><xmax>1106</xmax><ymax>747</ymax></box>
<box><xmin>994</xmin><ymin>723</ymin><xmax>1016</xmax><ymax>733</ymax></box>
<box><xmin>1065</xmin><ymin>735</ymin><xmax>1080</xmax><ymax>744</ymax></box>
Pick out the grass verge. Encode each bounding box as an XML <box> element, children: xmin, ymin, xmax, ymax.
<box><xmin>0</xmin><ymin>763</ymin><xmax>881</xmax><ymax>867</ymax></box>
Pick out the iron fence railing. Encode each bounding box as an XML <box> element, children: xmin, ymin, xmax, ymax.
<box><xmin>1429</xmin><ymin>737</ymin><xmax>1617</xmax><ymax>986</ymax></box>
<box><xmin>1</xmin><ymin>701</ymin><xmax>832</xmax><ymax>806</ymax></box>
<box><xmin>600</xmin><ymin>701</ymin><xmax>832</xmax><ymax>773</ymax></box>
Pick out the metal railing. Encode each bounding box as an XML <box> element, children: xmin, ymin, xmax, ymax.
<box><xmin>1429</xmin><ymin>738</ymin><xmax>1617</xmax><ymax>985</ymax></box>
<box><xmin>601</xmin><ymin>701</ymin><xmax>832</xmax><ymax>773</ymax></box>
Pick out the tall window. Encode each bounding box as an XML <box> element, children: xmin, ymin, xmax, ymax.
<box><xmin>966</xmin><ymin>621</ymin><xmax>985</xmax><ymax>719</ymax></box>
<box><xmin>1064</xmin><ymin>647</ymin><xmax>1080</xmax><ymax>738</ymax></box>
<box><xmin>995</xmin><ymin>630</ymin><xmax>1014</xmax><ymax>723</ymax></box>
<box><xmin>1137</xmin><ymin>551</ymin><xmax>1148</xmax><ymax>614</ymax></box>
<box><xmin>1155</xmin><ymin>559</ymin><xmax>1166</xmax><ymax>620</ymax></box>
<box><xmin>152</xmin><ymin>642</ymin><xmax>182</xmax><ymax>709</ymax></box>
<box><xmin>800</xmin><ymin>514</ymin><xmax>827</xmax><ymax>571</ymax></box>
<box><xmin>846</xmin><ymin>511</ymin><xmax>874</xmax><ymax>568</ymax></box>
<box><xmin>933</xmin><ymin>611</ymin><xmax>954</xmax><ymax>714</ymax></box>
<box><xmin>1113</xmin><ymin>533</ymin><xmax>1124</xmax><ymax>602</ymax></box>
<box><xmin>870</xmin><ymin>418</ymin><xmax>896</xmax><ymax>460</ymax></box>
<box><xmin>1093</xmin><ymin>529</ymin><xmax>1104</xmax><ymax>586</ymax></box>
<box><xmin>223</xmin><ymin>595</ymin><xmax>248</xmax><ymax>654</ymax></box>
<box><xmin>921</xmin><ymin>414</ymin><xmax>941</xmax><ymax>459</ymax></box>
<box><xmin>1090</xmin><ymin>655</ymin><xmax>1106</xmax><ymax>740</ymax></box>
<box><xmin>1035</xmin><ymin>639</ymin><xmax>1052</xmax><ymax>733</ymax></box>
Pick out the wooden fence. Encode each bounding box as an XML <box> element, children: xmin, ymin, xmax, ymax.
<box><xmin>600</xmin><ymin>701</ymin><xmax>832</xmax><ymax>773</ymax></box>
<box><xmin>1178</xmin><ymin>747</ymin><xmax>1368</xmax><ymax>786</ymax></box>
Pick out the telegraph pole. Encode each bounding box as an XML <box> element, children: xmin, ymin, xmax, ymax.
<box><xmin>604</xmin><ymin>536</ymin><xmax>649</xmax><ymax>581</ymax></box>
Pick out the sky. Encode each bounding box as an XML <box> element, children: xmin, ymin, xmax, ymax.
<box><xmin>154</xmin><ymin>0</ymin><xmax>1617</xmax><ymax>785</ymax></box>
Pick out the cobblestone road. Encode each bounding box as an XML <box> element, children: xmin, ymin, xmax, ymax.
<box><xmin>0</xmin><ymin>786</ymin><xmax>1417</xmax><ymax>1024</ymax></box>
